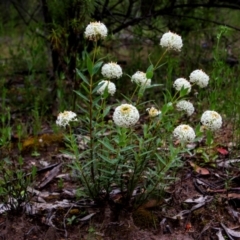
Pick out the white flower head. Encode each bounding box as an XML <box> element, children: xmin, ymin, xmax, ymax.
<box><xmin>173</xmin><ymin>78</ymin><xmax>191</xmax><ymax>93</ymax></box>
<box><xmin>113</xmin><ymin>104</ymin><xmax>140</xmax><ymax>128</ymax></box>
<box><xmin>131</xmin><ymin>71</ymin><xmax>151</xmax><ymax>88</ymax></box>
<box><xmin>201</xmin><ymin>110</ymin><xmax>222</xmax><ymax>131</ymax></box>
<box><xmin>176</xmin><ymin>100</ymin><xmax>195</xmax><ymax>116</ymax></box>
<box><xmin>146</xmin><ymin>106</ymin><xmax>161</xmax><ymax>117</ymax></box>
<box><xmin>97</xmin><ymin>80</ymin><xmax>116</xmax><ymax>96</ymax></box>
<box><xmin>84</xmin><ymin>22</ymin><xmax>108</xmax><ymax>41</ymax></box>
<box><xmin>56</xmin><ymin>111</ymin><xmax>77</xmax><ymax>128</ymax></box>
<box><xmin>189</xmin><ymin>69</ymin><xmax>209</xmax><ymax>88</ymax></box>
<box><xmin>173</xmin><ymin>124</ymin><xmax>196</xmax><ymax>142</ymax></box>
<box><xmin>160</xmin><ymin>31</ymin><xmax>183</xmax><ymax>51</ymax></box>
<box><xmin>101</xmin><ymin>62</ymin><xmax>123</xmax><ymax>79</ymax></box>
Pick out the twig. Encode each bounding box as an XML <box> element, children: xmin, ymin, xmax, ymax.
<box><xmin>63</xmin><ymin>205</ymin><xmax>74</xmax><ymax>239</ymax></box>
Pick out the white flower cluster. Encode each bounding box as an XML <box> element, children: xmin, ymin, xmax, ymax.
<box><xmin>173</xmin><ymin>78</ymin><xmax>191</xmax><ymax>93</ymax></box>
<box><xmin>176</xmin><ymin>100</ymin><xmax>195</xmax><ymax>116</ymax></box>
<box><xmin>131</xmin><ymin>71</ymin><xmax>151</xmax><ymax>88</ymax></box>
<box><xmin>113</xmin><ymin>104</ymin><xmax>140</xmax><ymax>128</ymax></box>
<box><xmin>189</xmin><ymin>69</ymin><xmax>209</xmax><ymax>88</ymax></box>
<box><xmin>146</xmin><ymin>106</ymin><xmax>161</xmax><ymax>117</ymax></box>
<box><xmin>84</xmin><ymin>22</ymin><xmax>108</xmax><ymax>41</ymax></box>
<box><xmin>201</xmin><ymin>110</ymin><xmax>222</xmax><ymax>131</ymax></box>
<box><xmin>160</xmin><ymin>31</ymin><xmax>183</xmax><ymax>51</ymax></box>
<box><xmin>97</xmin><ymin>80</ymin><xmax>116</xmax><ymax>96</ymax></box>
<box><xmin>173</xmin><ymin>124</ymin><xmax>196</xmax><ymax>142</ymax></box>
<box><xmin>101</xmin><ymin>62</ymin><xmax>123</xmax><ymax>79</ymax></box>
<box><xmin>56</xmin><ymin>111</ymin><xmax>77</xmax><ymax>128</ymax></box>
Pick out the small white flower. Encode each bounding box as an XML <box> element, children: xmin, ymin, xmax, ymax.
<box><xmin>97</xmin><ymin>80</ymin><xmax>116</xmax><ymax>96</ymax></box>
<box><xmin>173</xmin><ymin>124</ymin><xmax>196</xmax><ymax>142</ymax></box>
<box><xmin>84</xmin><ymin>22</ymin><xmax>108</xmax><ymax>41</ymax></box>
<box><xmin>201</xmin><ymin>110</ymin><xmax>222</xmax><ymax>131</ymax></box>
<box><xmin>146</xmin><ymin>107</ymin><xmax>161</xmax><ymax>117</ymax></box>
<box><xmin>173</xmin><ymin>78</ymin><xmax>191</xmax><ymax>93</ymax></box>
<box><xmin>131</xmin><ymin>71</ymin><xmax>151</xmax><ymax>88</ymax></box>
<box><xmin>56</xmin><ymin>111</ymin><xmax>77</xmax><ymax>128</ymax></box>
<box><xmin>113</xmin><ymin>104</ymin><xmax>140</xmax><ymax>128</ymax></box>
<box><xmin>176</xmin><ymin>100</ymin><xmax>195</xmax><ymax>116</ymax></box>
<box><xmin>101</xmin><ymin>62</ymin><xmax>123</xmax><ymax>79</ymax></box>
<box><xmin>189</xmin><ymin>69</ymin><xmax>209</xmax><ymax>88</ymax></box>
<box><xmin>160</xmin><ymin>31</ymin><xmax>183</xmax><ymax>51</ymax></box>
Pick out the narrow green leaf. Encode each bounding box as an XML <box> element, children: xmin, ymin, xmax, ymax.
<box><xmin>93</xmin><ymin>95</ymin><xmax>102</xmax><ymax>106</ymax></box>
<box><xmin>146</xmin><ymin>64</ymin><xmax>154</xmax><ymax>72</ymax></box>
<box><xmin>103</xmin><ymin>105</ymin><xmax>111</xmax><ymax>117</ymax></box>
<box><xmin>179</xmin><ymin>87</ymin><xmax>189</xmax><ymax>97</ymax></box>
<box><xmin>98</xmin><ymin>153</ymin><xmax>118</xmax><ymax>164</ymax></box>
<box><xmin>76</xmin><ymin>68</ymin><xmax>89</xmax><ymax>85</ymax></box>
<box><xmin>146</xmin><ymin>64</ymin><xmax>154</xmax><ymax>79</ymax></box>
<box><xmin>147</xmin><ymin>84</ymin><xmax>163</xmax><ymax>89</ymax></box>
<box><xmin>87</xmin><ymin>55</ymin><xmax>93</xmax><ymax>76</ymax></box>
<box><xmin>92</xmin><ymin>82</ymin><xmax>104</xmax><ymax>94</ymax></box>
<box><xmin>93</xmin><ymin>61</ymin><xmax>103</xmax><ymax>75</ymax></box>
<box><xmin>155</xmin><ymin>153</ymin><xmax>166</xmax><ymax>166</ymax></box>
<box><xmin>74</xmin><ymin>90</ymin><xmax>89</xmax><ymax>102</ymax></box>
<box><xmin>99</xmin><ymin>140</ymin><xmax>116</xmax><ymax>153</ymax></box>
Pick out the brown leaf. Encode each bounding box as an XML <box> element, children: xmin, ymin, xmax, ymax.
<box><xmin>188</xmin><ymin>161</ymin><xmax>210</xmax><ymax>175</ymax></box>
<box><xmin>216</xmin><ymin>147</ymin><xmax>229</xmax><ymax>156</ymax></box>
<box><xmin>37</xmin><ymin>163</ymin><xmax>62</xmax><ymax>189</ymax></box>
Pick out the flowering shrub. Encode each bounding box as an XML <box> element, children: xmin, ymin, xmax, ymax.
<box><xmin>56</xmin><ymin>22</ymin><xmax>222</xmax><ymax>210</ymax></box>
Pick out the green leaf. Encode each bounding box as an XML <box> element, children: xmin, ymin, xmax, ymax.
<box><xmin>99</xmin><ymin>139</ymin><xmax>116</xmax><ymax>153</ymax></box>
<box><xmin>146</xmin><ymin>64</ymin><xmax>154</xmax><ymax>79</ymax></box>
<box><xmin>140</xmin><ymin>150</ymin><xmax>154</xmax><ymax>157</ymax></box>
<box><xmin>103</xmin><ymin>105</ymin><xmax>111</xmax><ymax>117</ymax></box>
<box><xmin>76</xmin><ymin>69</ymin><xmax>89</xmax><ymax>85</ymax></box>
<box><xmin>147</xmin><ymin>84</ymin><xmax>163</xmax><ymax>89</ymax></box>
<box><xmin>98</xmin><ymin>153</ymin><xmax>118</xmax><ymax>164</ymax></box>
<box><xmin>120</xmin><ymin>93</ymin><xmax>133</xmax><ymax>103</ymax></box>
<box><xmin>179</xmin><ymin>87</ymin><xmax>189</xmax><ymax>97</ymax></box>
<box><xmin>87</xmin><ymin>55</ymin><xmax>93</xmax><ymax>76</ymax></box>
<box><xmin>92</xmin><ymin>81</ymin><xmax>104</xmax><ymax>94</ymax></box>
<box><xmin>93</xmin><ymin>61</ymin><xmax>103</xmax><ymax>75</ymax></box>
<box><xmin>93</xmin><ymin>96</ymin><xmax>102</xmax><ymax>107</ymax></box>
<box><xmin>74</xmin><ymin>90</ymin><xmax>89</xmax><ymax>102</ymax></box>
<box><xmin>146</xmin><ymin>64</ymin><xmax>154</xmax><ymax>73</ymax></box>
<box><xmin>155</xmin><ymin>153</ymin><xmax>167</xmax><ymax>166</ymax></box>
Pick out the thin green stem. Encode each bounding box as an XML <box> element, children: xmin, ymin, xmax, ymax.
<box><xmin>154</xmin><ymin>49</ymin><xmax>168</xmax><ymax>70</ymax></box>
<box><xmin>130</xmin><ymin>85</ymin><xmax>140</xmax><ymax>102</ymax></box>
<box><xmin>89</xmin><ymin>42</ymin><xmax>98</xmax><ymax>183</ymax></box>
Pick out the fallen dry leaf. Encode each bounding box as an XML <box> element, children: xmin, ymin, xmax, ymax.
<box><xmin>188</xmin><ymin>161</ymin><xmax>210</xmax><ymax>175</ymax></box>
<box><xmin>216</xmin><ymin>147</ymin><xmax>229</xmax><ymax>156</ymax></box>
<box><xmin>220</xmin><ymin>222</ymin><xmax>240</xmax><ymax>238</ymax></box>
<box><xmin>37</xmin><ymin>163</ymin><xmax>62</xmax><ymax>189</ymax></box>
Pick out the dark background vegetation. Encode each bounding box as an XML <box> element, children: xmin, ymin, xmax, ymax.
<box><xmin>0</xmin><ymin>0</ymin><xmax>240</xmax><ymax>119</ymax></box>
